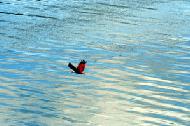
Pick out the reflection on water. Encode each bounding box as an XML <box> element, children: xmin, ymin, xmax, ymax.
<box><xmin>0</xmin><ymin>0</ymin><xmax>190</xmax><ymax>125</ymax></box>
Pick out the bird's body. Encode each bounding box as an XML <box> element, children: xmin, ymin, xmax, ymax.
<box><xmin>68</xmin><ymin>60</ymin><xmax>87</xmax><ymax>74</ymax></box>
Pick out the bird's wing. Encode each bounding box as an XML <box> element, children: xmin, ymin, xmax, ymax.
<box><xmin>68</xmin><ymin>63</ymin><xmax>78</xmax><ymax>73</ymax></box>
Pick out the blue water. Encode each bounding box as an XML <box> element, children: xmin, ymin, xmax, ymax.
<box><xmin>0</xmin><ymin>0</ymin><xmax>190</xmax><ymax>126</ymax></box>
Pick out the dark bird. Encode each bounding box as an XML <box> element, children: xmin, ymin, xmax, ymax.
<box><xmin>68</xmin><ymin>60</ymin><xmax>87</xmax><ymax>74</ymax></box>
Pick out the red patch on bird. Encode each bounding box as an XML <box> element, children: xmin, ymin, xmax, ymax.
<box><xmin>77</xmin><ymin>63</ymin><xmax>86</xmax><ymax>74</ymax></box>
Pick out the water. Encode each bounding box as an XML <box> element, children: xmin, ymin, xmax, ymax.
<box><xmin>0</xmin><ymin>0</ymin><xmax>190</xmax><ymax>125</ymax></box>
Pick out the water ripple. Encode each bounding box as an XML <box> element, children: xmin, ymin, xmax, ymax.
<box><xmin>0</xmin><ymin>0</ymin><xmax>190</xmax><ymax>126</ymax></box>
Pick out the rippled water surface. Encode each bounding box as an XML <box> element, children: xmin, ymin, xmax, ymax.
<box><xmin>0</xmin><ymin>0</ymin><xmax>190</xmax><ymax>126</ymax></box>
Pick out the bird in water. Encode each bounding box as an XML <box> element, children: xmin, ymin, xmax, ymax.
<box><xmin>68</xmin><ymin>60</ymin><xmax>87</xmax><ymax>74</ymax></box>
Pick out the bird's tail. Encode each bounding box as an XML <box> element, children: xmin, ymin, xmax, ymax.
<box><xmin>68</xmin><ymin>63</ymin><xmax>78</xmax><ymax>73</ymax></box>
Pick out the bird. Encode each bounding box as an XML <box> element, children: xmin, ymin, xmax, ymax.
<box><xmin>68</xmin><ymin>60</ymin><xmax>87</xmax><ymax>74</ymax></box>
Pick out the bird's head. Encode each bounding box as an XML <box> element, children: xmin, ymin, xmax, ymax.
<box><xmin>80</xmin><ymin>60</ymin><xmax>87</xmax><ymax>64</ymax></box>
